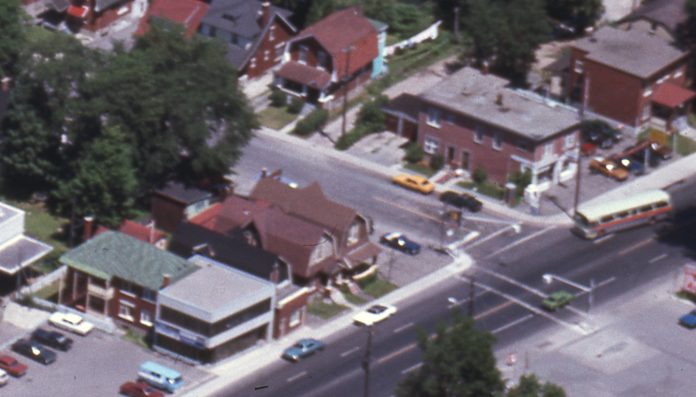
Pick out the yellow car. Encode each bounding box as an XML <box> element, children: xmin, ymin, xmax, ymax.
<box><xmin>392</xmin><ymin>173</ymin><xmax>435</xmax><ymax>194</ymax></box>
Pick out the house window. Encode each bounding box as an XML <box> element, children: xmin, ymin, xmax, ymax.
<box><xmin>275</xmin><ymin>43</ymin><xmax>284</xmax><ymax>60</ymax></box>
<box><xmin>264</xmin><ymin>50</ymin><xmax>269</xmax><ymax>61</ymax></box>
<box><xmin>118</xmin><ymin>300</ymin><xmax>135</xmax><ymax>322</ymax></box>
<box><xmin>544</xmin><ymin>142</ymin><xmax>554</xmax><ymax>157</ymax></box>
<box><xmin>140</xmin><ymin>309</ymin><xmax>153</xmax><ymax>327</ymax></box>
<box><xmin>347</xmin><ymin>222</ymin><xmax>360</xmax><ymax>245</ymax></box>
<box><xmin>674</xmin><ymin>70</ymin><xmax>683</xmax><ymax>78</ymax></box>
<box><xmin>424</xmin><ymin>136</ymin><xmax>439</xmax><ymax>154</ymax></box>
<box><xmin>142</xmin><ymin>288</ymin><xmax>156</xmax><ymax>303</ymax></box>
<box><xmin>574</xmin><ymin>60</ymin><xmax>583</xmax><ymax>74</ymax></box>
<box><xmin>564</xmin><ymin>133</ymin><xmax>575</xmax><ymax>149</ymax></box>
<box><xmin>119</xmin><ymin>281</ymin><xmax>136</xmax><ymax>297</ymax></box>
<box><xmin>474</xmin><ymin>126</ymin><xmax>484</xmax><ymax>144</ymax></box>
<box><xmin>317</xmin><ymin>51</ymin><xmax>327</xmax><ymax>70</ymax></box>
<box><xmin>289</xmin><ymin>308</ymin><xmax>302</xmax><ymax>327</ymax></box>
<box><xmin>445</xmin><ymin>113</ymin><xmax>455</xmax><ymax>124</ymax></box>
<box><xmin>299</xmin><ymin>46</ymin><xmax>308</xmax><ymax>64</ymax></box>
<box><xmin>250</xmin><ymin>57</ymin><xmax>256</xmax><ymax>69</ymax></box>
<box><xmin>426</xmin><ymin>108</ymin><xmax>441</xmax><ymax>127</ymax></box>
<box><xmin>492</xmin><ymin>133</ymin><xmax>502</xmax><ymax>150</ymax></box>
<box><xmin>643</xmin><ymin>85</ymin><xmax>653</xmax><ymax>97</ymax></box>
<box><xmin>516</xmin><ymin>140</ymin><xmax>531</xmax><ymax>152</ymax></box>
<box><xmin>269</xmin><ymin>25</ymin><xmax>276</xmax><ymax>41</ymax></box>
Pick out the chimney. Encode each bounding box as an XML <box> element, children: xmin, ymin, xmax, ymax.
<box><xmin>82</xmin><ymin>216</ymin><xmax>95</xmax><ymax>241</ymax></box>
<box><xmin>261</xmin><ymin>167</ymin><xmax>268</xmax><ymax>178</ymax></box>
<box><xmin>161</xmin><ymin>273</ymin><xmax>172</xmax><ymax>289</ymax></box>
<box><xmin>148</xmin><ymin>220</ymin><xmax>156</xmax><ymax>244</ymax></box>
<box><xmin>1</xmin><ymin>77</ymin><xmax>10</xmax><ymax>92</ymax></box>
<box><xmin>481</xmin><ymin>61</ymin><xmax>489</xmax><ymax>75</ymax></box>
<box><xmin>495</xmin><ymin>93</ymin><xmax>504</xmax><ymax>106</ymax></box>
<box><xmin>259</xmin><ymin>1</ymin><xmax>271</xmax><ymax>27</ymax></box>
<box><xmin>270</xmin><ymin>262</ymin><xmax>280</xmax><ymax>284</ymax></box>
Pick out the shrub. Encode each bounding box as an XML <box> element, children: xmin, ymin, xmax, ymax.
<box><xmin>356</xmin><ymin>94</ymin><xmax>389</xmax><ymax>133</ymax></box>
<box><xmin>287</xmin><ymin>97</ymin><xmax>304</xmax><ymax>114</ymax></box>
<box><xmin>335</xmin><ymin>125</ymin><xmax>370</xmax><ymax>150</ymax></box>
<box><xmin>404</xmin><ymin>143</ymin><xmax>424</xmax><ymax>163</ymax></box>
<box><xmin>269</xmin><ymin>89</ymin><xmax>287</xmax><ymax>107</ymax></box>
<box><xmin>473</xmin><ymin>167</ymin><xmax>487</xmax><ymax>184</ymax></box>
<box><xmin>430</xmin><ymin>154</ymin><xmax>445</xmax><ymax>170</ymax></box>
<box><xmin>508</xmin><ymin>169</ymin><xmax>532</xmax><ymax>196</ymax></box>
<box><xmin>292</xmin><ymin>108</ymin><xmax>329</xmax><ymax>136</ymax></box>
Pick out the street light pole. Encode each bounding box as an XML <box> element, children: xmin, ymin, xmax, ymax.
<box><xmin>341</xmin><ymin>46</ymin><xmax>354</xmax><ymax>138</ymax></box>
<box><xmin>362</xmin><ymin>325</ymin><xmax>373</xmax><ymax>397</ymax></box>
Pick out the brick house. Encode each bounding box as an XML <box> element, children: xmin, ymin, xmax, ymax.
<box><xmin>566</xmin><ymin>26</ymin><xmax>694</xmax><ymax>131</ymax></box>
<box><xmin>617</xmin><ymin>0</ymin><xmax>688</xmax><ymax>43</ymax></box>
<box><xmin>198</xmin><ymin>0</ymin><xmax>296</xmax><ymax>80</ymax></box>
<box><xmin>386</xmin><ymin>67</ymin><xmax>582</xmax><ymax>195</ymax></box>
<box><xmin>169</xmin><ymin>222</ymin><xmax>310</xmax><ymax>339</ymax></box>
<box><xmin>135</xmin><ymin>0</ymin><xmax>209</xmax><ymax>38</ymax></box>
<box><xmin>274</xmin><ymin>6</ymin><xmax>382</xmax><ymax>108</ymax></box>
<box><xmin>58</xmin><ymin>231</ymin><xmax>196</xmax><ymax>330</ymax></box>
<box><xmin>150</xmin><ymin>182</ymin><xmax>219</xmax><ymax>233</ymax></box>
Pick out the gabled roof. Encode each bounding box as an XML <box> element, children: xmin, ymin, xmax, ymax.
<box><xmin>382</xmin><ymin>93</ymin><xmax>422</xmax><ymax>123</ymax></box>
<box><xmin>60</xmin><ymin>231</ymin><xmax>195</xmax><ymax>290</ymax></box>
<box><xmin>170</xmin><ymin>222</ymin><xmax>289</xmax><ymax>283</ymax></box>
<box><xmin>291</xmin><ymin>6</ymin><xmax>378</xmax><ymax>79</ymax></box>
<box><xmin>275</xmin><ymin>61</ymin><xmax>331</xmax><ymax>89</ymax></box>
<box><xmin>154</xmin><ymin>181</ymin><xmax>213</xmax><ymax>205</ymax></box>
<box><xmin>574</xmin><ymin>26</ymin><xmax>687</xmax><ymax>79</ymax></box>
<box><xmin>620</xmin><ymin>0</ymin><xmax>688</xmax><ymax>36</ymax></box>
<box><xmin>94</xmin><ymin>220</ymin><xmax>165</xmax><ymax>245</ymax></box>
<box><xmin>135</xmin><ymin>0</ymin><xmax>208</xmax><ymax>37</ymax></box>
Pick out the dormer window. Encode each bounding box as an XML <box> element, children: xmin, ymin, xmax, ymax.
<box><xmin>347</xmin><ymin>222</ymin><xmax>360</xmax><ymax>245</ymax></box>
<box><xmin>318</xmin><ymin>51</ymin><xmax>327</xmax><ymax>70</ymax></box>
<box><xmin>299</xmin><ymin>46</ymin><xmax>308</xmax><ymax>64</ymax></box>
<box><xmin>243</xmin><ymin>230</ymin><xmax>257</xmax><ymax>247</ymax></box>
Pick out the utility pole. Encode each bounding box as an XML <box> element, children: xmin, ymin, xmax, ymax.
<box><xmin>453</xmin><ymin>6</ymin><xmax>461</xmax><ymax>43</ymax></box>
<box><xmin>468</xmin><ymin>275</ymin><xmax>475</xmax><ymax>318</ymax></box>
<box><xmin>362</xmin><ymin>325</ymin><xmax>373</xmax><ymax>397</ymax></box>
<box><xmin>573</xmin><ymin>153</ymin><xmax>582</xmax><ymax>215</ymax></box>
<box><xmin>341</xmin><ymin>46</ymin><xmax>354</xmax><ymax>138</ymax></box>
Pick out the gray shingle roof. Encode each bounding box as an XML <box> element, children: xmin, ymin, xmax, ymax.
<box><xmin>621</xmin><ymin>0</ymin><xmax>687</xmax><ymax>35</ymax></box>
<box><xmin>60</xmin><ymin>231</ymin><xmax>196</xmax><ymax>290</ymax></box>
<box><xmin>574</xmin><ymin>26</ymin><xmax>687</xmax><ymax>78</ymax></box>
<box><xmin>421</xmin><ymin>67</ymin><xmax>580</xmax><ymax>141</ymax></box>
<box><xmin>95</xmin><ymin>0</ymin><xmax>128</xmax><ymax>12</ymax></box>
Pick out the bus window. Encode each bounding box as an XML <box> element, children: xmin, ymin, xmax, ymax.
<box><xmin>656</xmin><ymin>201</ymin><xmax>668</xmax><ymax>208</ymax></box>
<box><xmin>600</xmin><ymin>215</ymin><xmax>614</xmax><ymax>223</ymax></box>
<box><xmin>640</xmin><ymin>205</ymin><xmax>652</xmax><ymax>213</ymax></box>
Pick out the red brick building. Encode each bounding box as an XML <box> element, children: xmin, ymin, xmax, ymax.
<box><xmin>274</xmin><ymin>6</ymin><xmax>379</xmax><ymax>108</ymax></box>
<box><xmin>135</xmin><ymin>0</ymin><xmax>208</xmax><ymax>38</ymax></box>
<box><xmin>566</xmin><ymin>26</ymin><xmax>693</xmax><ymax>131</ymax></box>
<box><xmin>198</xmin><ymin>0</ymin><xmax>296</xmax><ymax>80</ymax></box>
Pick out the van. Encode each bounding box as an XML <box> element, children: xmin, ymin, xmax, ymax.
<box><xmin>137</xmin><ymin>361</ymin><xmax>184</xmax><ymax>393</ymax></box>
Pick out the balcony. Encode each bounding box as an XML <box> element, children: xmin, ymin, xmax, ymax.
<box><xmin>87</xmin><ymin>283</ymin><xmax>114</xmax><ymax>300</ymax></box>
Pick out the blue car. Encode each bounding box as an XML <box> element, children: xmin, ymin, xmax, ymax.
<box><xmin>282</xmin><ymin>338</ymin><xmax>324</xmax><ymax>362</ymax></box>
<box><xmin>380</xmin><ymin>232</ymin><xmax>421</xmax><ymax>255</ymax></box>
<box><xmin>679</xmin><ymin>309</ymin><xmax>696</xmax><ymax>329</ymax></box>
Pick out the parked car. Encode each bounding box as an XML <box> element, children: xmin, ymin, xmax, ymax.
<box><xmin>678</xmin><ymin>309</ymin><xmax>696</xmax><ymax>329</ymax></box>
<box><xmin>0</xmin><ymin>354</ymin><xmax>27</xmax><ymax>377</ymax></box>
<box><xmin>615</xmin><ymin>157</ymin><xmax>645</xmax><ymax>176</ymax></box>
<box><xmin>353</xmin><ymin>304</ymin><xmax>398</xmax><ymax>326</ymax></box>
<box><xmin>542</xmin><ymin>290</ymin><xmax>575</xmax><ymax>311</ymax></box>
<box><xmin>282</xmin><ymin>338</ymin><xmax>325</xmax><ymax>362</ymax></box>
<box><xmin>380</xmin><ymin>232</ymin><xmax>421</xmax><ymax>255</ymax></box>
<box><xmin>440</xmin><ymin>191</ymin><xmax>483</xmax><ymax>212</ymax></box>
<box><xmin>48</xmin><ymin>312</ymin><xmax>94</xmax><ymax>336</ymax></box>
<box><xmin>32</xmin><ymin>328</ymin><xmax>73</xmax><ymax>352</ymax></box>
<box><xmin>630</xmin><ymin>147</ymin><xmax>661</xmax><ymax>167</ymax></box>
<box><xmin>11</xmin><ymin>339</ymin><xmax>56</xmax><ymax>365</ymax></box>
<box><xmin>589</xmin><ymin>157</ymin><xmax>629</xmax><ymax>181</ymax></box>
<box><xmin>581</xmin><ymin>120</ymin><xmax>622</xmax><ymax>149</ymax></box>
<box><xmin>0</xmin><ymin>369</ymin><xmax>7</xmax><ymax>387</ymax></box>
<box><xmin>580</xmin><ymin>142</ymin><xmax>597</xmax><ymax>156</ymax></box>
<box><xmin>392</xmin><ymin>173</ymin><xmax>435</xmax><ymax>194</ymax></box>
<box><xmin>649</xmin><ymin>141</ymin><xmax>672</xmax><ymax>160</ymax></box>
<box><xmin>119</xmin><ymin>381</ymin><xmax>165</xmax><ymax>397</ymax></box>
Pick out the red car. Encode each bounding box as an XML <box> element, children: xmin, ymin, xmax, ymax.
<box><xmin>119</xmin><ymin>381</ymin><xmax>165</xmax><ymax>397</ymax></box>
<box><xmin>0</xmin><ymin>354</ymin><xmax>28</xmax><ymax>377</ymax></box>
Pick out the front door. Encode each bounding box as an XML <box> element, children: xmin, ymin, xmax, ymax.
<box><xmin>447</xmin><ymin>146</ymin><xmax>455</xmax><ymax>165</ymax></box>
<box><xmin>461</xmin><ymin>150</ymin><xmax>470</xmax><ymax>171</ymax></box>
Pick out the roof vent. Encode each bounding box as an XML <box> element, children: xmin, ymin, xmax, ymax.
<box><xmin>495</xmin><ymin>93</ymin><xmax>504</xmax><ymax>106</ymax></box>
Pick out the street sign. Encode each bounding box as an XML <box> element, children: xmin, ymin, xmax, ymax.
<box><xmin>681</xmin><ymin>264</ymin><xmax>696</xmax><ymax>295</ymax></box>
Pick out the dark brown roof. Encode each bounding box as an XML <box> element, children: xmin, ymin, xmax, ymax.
<box><xmin>382</xmin><ymin>93</ymin><xmax>422</xmax><ymax>123</ymax></box>
<box><xmin>276</xmin><ymin>61</ymin><xmax>331</xmax><ymax>89</ymax></box>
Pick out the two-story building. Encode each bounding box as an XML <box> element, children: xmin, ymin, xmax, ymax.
<box><xmin>154</xmin><ymin>255</ymin><xmax>275</xmax><ymax>363</ymax></box>
<box><xmin>566</xmin><ymin>26</ymin><xmax>694</xmax><ymax>131</ymax></box>
<box><xmin>58</xmin><ymin>231</ymin><xmax>196</xmax><ymax>329</ymax></box>
<box><xmin>274</xmin><ymin>6</ymin><xmax>382</xmax><ymax>107</ymax></box>
<box><xmin>198</xmin><ymin>0</ymin><xmax>296</xmax><ymax>80</ymax></box>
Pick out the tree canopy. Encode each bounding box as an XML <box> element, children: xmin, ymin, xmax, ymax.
<box><xmin>507</xmin><ymin>374</ymin><xmax>566</xmax><ymax>397</ymax></box>
<box><xmin>544</xmin><ymin>0</ymin><xmax>603</xmax><ymax>34</ymax></box>
<box><xmin>0</xmin><ymin>0</ymin><xmax>26</xmax><ymax>75</ymax></box>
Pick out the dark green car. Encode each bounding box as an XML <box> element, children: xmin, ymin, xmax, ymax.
<box><xmin>542</xmin><ymin>290</ymin><xmax>575</xmax><ymax>311</ymax></box>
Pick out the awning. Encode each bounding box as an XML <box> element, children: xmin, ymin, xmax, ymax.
<box><xmin>67</xmin><ymin>5</ymin><xmax>89</xmax><ymax>19</ymax></box>
<box><xmin>276</xmin><ymin>61</ymin><xmax>331</xmax><ymax>90</ymax></box>
<box><xmin>345</xmin><ymin>242</ymin><xmax>382</xmax><ymax>268</ymax></box>
<box><xmin>651</xmin><ymin>82</ymin><xmax>696</xmax><ymax>109</ymax></box>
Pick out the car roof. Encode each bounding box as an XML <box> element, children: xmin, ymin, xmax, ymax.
<box><xmin>63</xmin><ymin>313</ymin><xmax>83</xmax><ymax>323</ymax></box>
<box><xmin>140</xmin><ymin>361</ymin><xmax>181</xmax><ymax>378</ymax></box>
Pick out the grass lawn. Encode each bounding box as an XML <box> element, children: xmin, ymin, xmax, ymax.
<box><xmin>308</xmin><ymin>300</ymin><xmax>349</xmax><ymax>319</ymax></box>
<box><xmin>4</xmin><ymin>201</ymin><xmax>69</xmax><ymax>252</ymax></box>
<box><xmin>362</xmin><ymin>278</ymin><xmax>398</xmax><ymax>299</ymax></box>
<box><xmin>123</xmin><ymin>328</ymin><xmax>150</xmax><ymax>350</ymax></box>
<box><xmin>457</xmin><ymin>181</ymin><xmax>505</xmax><ymax>200</ymax></box>
<box><xmin>404</xmin><ymin>162</ymin><xmax>437</xmax><ymax>177</ymax></box>
<box><xmin>258</xmin><ymin>106</ymin><xmax>296</xmax><ymax>130</ymax></box>
<box><xmin>676</xmin><ymin>134</ymin><xmax>696</xmax><ymax>156</ymax></box>
<box><xmin>343</xmin><ymin>291</ymin><xmax>367</xmax><ymax>305</ymax></box>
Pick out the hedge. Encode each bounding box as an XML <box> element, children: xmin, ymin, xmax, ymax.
<box><xmin>292</xmin><ymin>108</ymin><xmax>329</xmax><ymax>136</ymax></box>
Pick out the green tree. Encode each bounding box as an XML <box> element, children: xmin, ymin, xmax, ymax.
<box><xmin>463</xmin><ymin>0</ymin><xmax>505</xmax><ymax>65</ymax></box>
<box><xmin>0</xmin><ymin>0</ymin><xmax>26</xmax><ymax>75</ymax></box>
<box><xmin>506</xmin><ymin>374</ymin><xmax>566</xmax><ymax>397</ymax></box>
<box><xmin>395</xmin><ymin>315</ymin><xmax>505</xmax><ymax>397</ymax></box>
<box><xmin>544</xmin><ymin>0</ymin><xmax>603</xmax><ymax>34</ymax></box>
<box><xmin>54</xmin><ymin>126</ymin><xmax>138</xmax><ymax>227</ymax></box>
<box><xmin>356</xmin><ymin>94</ymin><xmax>388</xmax><ymax>133</ymax></box>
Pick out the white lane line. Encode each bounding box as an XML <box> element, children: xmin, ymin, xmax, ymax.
<box><xmin>393</xmin><ymin>322</ymin><xmax>414</xmax><ymax>334</ymax></box>
<box><xmin>474</xmin><ymin>266</ymin><xmax>547</xmax><ymax>297</ymax></box>
<box><xmin>401</xmin><ymin>362</ymin><xmax>423</xmax><ymax>375</ymax></box>
<box><xmin>592</xmin><ymin>234</ymin><xmax>615</xmax><ymax>244</ymax></box>
<box><xmin>491</xmin><ymin>314</ymin><xmax>534</xmax><ymax>334</ymax></box>
<box><xmin>463</xmin><ymin>215</ymin><xmax>516</xmax><ymax>225</ymax></box>
<box><xmin>447</xmin><ymin>290</ymin><xmax>490</xmax><ymax>309</ymax></box>
<box><xmin>287</xmin><ymin>371</ymin><xmax>307</xmax><ymax>383</ymax></box>
<box><xmin>465</xmin><ymin>224</ymin><xmax>519</xmax><ymax>250</ymax></box>
<box><xmin>649</xmin><ymin>253</ymin><xmax>668</xmax><ymax>263</ymax></box>
<box><xmin>617</xmin><ymin>238</ymin><xmax>653</xmax><ymax>256</ymax></box>
<box><xmin>340</xmin><ymin>346</ymin><xmax>360</xmax><ymax>357</ymax></box>
<box><xmin>376</xmin><ymin>342</ymin><xmax>417</xmax><ymax>365</ymax></box>
<box><xmin>484</xmin><ymin>226</ymin><xmax>555</xmax><ymax>259</ymax></box>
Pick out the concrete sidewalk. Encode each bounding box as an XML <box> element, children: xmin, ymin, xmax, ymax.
<box><xmin>183</xmin><ymin>254</ymin><xmax>472</xmax><ymax>397</ymax></box>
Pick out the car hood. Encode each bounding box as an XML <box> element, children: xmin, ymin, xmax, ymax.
<box><xmin>680</xmin><ymin>314</ymin><xmax>696</xmax><ymax>325</ymax></box>
<box><xmin>283</xmin><ymin>347</ymin><xmax>303</xmax><ymax>356</ymax></box>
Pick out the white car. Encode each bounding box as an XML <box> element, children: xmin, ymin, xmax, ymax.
<box><xmin>353</xmin><ymin>304</ymin><xmax>398</xmax><ymax>326</ymax></box>
<box><xmin>0</xmin><ymin>369</ymin><xmax>8</xmax><ymax>386</ymax></box>
<box><xmin>48</xmin><ymin>312</ymin><xmax>94</xmax><ymax>336</ymax></box>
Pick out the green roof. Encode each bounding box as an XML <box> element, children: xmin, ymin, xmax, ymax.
<box><xmin>60</xmin><ymin>231</ymin><xmax>195</xmax><ymax>290</ymax></box>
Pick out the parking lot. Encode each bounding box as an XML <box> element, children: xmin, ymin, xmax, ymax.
<box><xmin>1</xmin><ymin>325</ymin><xmax>210</xmax><ymax>397</ymax></box>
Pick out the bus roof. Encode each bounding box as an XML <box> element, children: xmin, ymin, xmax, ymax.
<box><xmin>576</xmin><ymin>190</ymin><xmax>671</xmax><ymax>222</ymax></box>
<box><xmin>140</xmin><ymin>361</ymin><xmax>181</xmax><ymax>379</ymax></box>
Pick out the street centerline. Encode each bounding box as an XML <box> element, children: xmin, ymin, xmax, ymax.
<box><xmin>287</xmin><ymin>371</ymin><xmax>307</xmax><ymax>383</ymax></box>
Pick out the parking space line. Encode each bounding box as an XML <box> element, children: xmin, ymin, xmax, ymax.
<box><xmin>484</xmin><ymin>226</ymin><xmax>555</xmax><ymax>259</ymax></box>
<box><xmin>491</xmin><ymin>314</ymin><xmax>534</xmax><ymax>334</ymax></box>
<box><xmin>401</xmin><ymin>362</ymin><xmax>423</xmax><ymax>375</ymax></box>
<box><xmin>373</xmin><ymin>196</ymin><xmax>440</xmax><ymax>222</ymax></box>
<box><xmin>649</xmin><ymin>253</ymin><xmax>668</xmax><ymax>263</ymax></box>
<box><xmin>393</xmin><ymin>322</ymin><xmax>414</xmax><ymax>334</ymax></box>
<box><xmin>287</xmin><ymin>371</ymin><xmax>307</xmax><ymax>383</ymax></box>
<box><xmin>617</xmin><ymin>238</ymin><xmax>653</xmax><ymax>256</ymax></box>
<box><xmin>340</xmin><ymin>346</ymin><xmax>360</xmax><ymax>357</ymax></box>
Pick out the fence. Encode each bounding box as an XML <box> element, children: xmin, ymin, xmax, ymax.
<box><xmin>384</xmin><ymin>21</ymin><xmax>442</xmax><ymax>57</ymax></box>
<box><xmin>19</xmin><ymin>265</ymin><xmax>66</xmax><ymax>296</ymax></box>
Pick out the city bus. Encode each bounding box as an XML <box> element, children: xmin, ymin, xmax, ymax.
<box><xmin>572</xmin><ymin>189</ymin><xmax>672</xmax><ymax>239</ymax></box>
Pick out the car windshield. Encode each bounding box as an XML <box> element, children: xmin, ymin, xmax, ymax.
<box><xmin>168</xmin><ymin>376</ymin><xmax>182</xmax><ymax>384</ymax></box>
<box><xmin>368</xmin><ymin>306</ymin><xmax>386</xmax><ymax>314</ymax></box>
